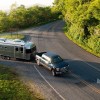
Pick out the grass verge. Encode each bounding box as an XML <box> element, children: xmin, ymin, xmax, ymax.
<box><xmin>0</xmin><ymin>65</ymin><xmax>43</xmax><ymax>100</ymax></box>
<box><xmin>65</xmin><ymin>32</ymin><xmax>100</xmax><ymax>57</ymax></box>
<box><xmin>0</xmin><ymin>34</ymin><xmax>25</xmax><ymax>40</ymax></box>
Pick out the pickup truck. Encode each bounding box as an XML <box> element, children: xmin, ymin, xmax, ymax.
<box><xmin>35</xmin><ymin>52</ymin><xmax>69</xmax><ymax>76</ymax></box>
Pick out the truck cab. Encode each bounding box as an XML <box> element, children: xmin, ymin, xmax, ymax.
<box><xmin>36</xmin><ymin>52</ymin><xmax>69</xmax><ymax>76</ymax></box>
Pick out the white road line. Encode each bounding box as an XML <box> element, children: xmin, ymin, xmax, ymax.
<box><xmin>69</xmin><ymin>58</ymin><xmax>100</xmax><ymax>72</ymax></box>
<box><xmin>34</xmin><ymin>65</ymin><xmax>66</xmax><ymax>100</ymax></box>
<box><xmin>74</xmin><ymin>57</ymin><xmax>100</xmax><ymax>72</ymax></box>
<box><xmin>71</xmin><ymin>72</ymin><xmax>100</xmax><ymax>94</ymax></box>
<box><xmin>82</xmin><ymin>61</ymin><xmax>100</xmax><ymax>72</ymax></box>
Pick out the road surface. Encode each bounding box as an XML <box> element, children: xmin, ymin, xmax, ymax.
<box><xmin>0</xmin><ymin>20</ymin><xmax>100</xmax><ymax>100</ymax></box>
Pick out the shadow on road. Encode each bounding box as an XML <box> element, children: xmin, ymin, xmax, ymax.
<box><xmin>64</xmin><ymin>59</ymin><xmax>100</xmax><ymax>84</ymax></box>
<box><xmin>0</xmin><ymin>58</ymin><xmax>100</xmax><ymax>85</ymax></box>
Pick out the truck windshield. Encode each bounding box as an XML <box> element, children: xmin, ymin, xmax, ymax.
<box><xmin>51</xmin><ymin>56</ymin><xmax>63</xmax><ymax>63</ymax></box>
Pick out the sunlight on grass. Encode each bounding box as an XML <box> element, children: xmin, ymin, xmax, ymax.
<box><xmin>65</xmin><ymin>32</ymin><xmax>100</xmax><ymax>57</ymax></box>
<box><xmin>0</xmin><ymin>34</ymin><xmax>24</xmax><ymax>39</ymax></box>
<box><xmin>0</xmin><ymin>65</ymin><xmax>43</xmax><ymax>100</ymax></box>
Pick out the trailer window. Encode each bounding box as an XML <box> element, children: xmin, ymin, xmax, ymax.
<box><xmin>26</xmin><ymin>46</ymin><xmax>36</xmax><ymax>54</ymax></box>
<box><xmin>26</xmin><ymin>49</ymin><xmax>31</xmax><ymax>53</ymax></box>
<box><xmin>15</xmin><ymin>47</ymin><xmax>18</xmax><ymax>51</ymax></box>
<box><xmin>20</xmin><ymin>47</ymin><xmax>23</xmax><ymax>53</ymax></box>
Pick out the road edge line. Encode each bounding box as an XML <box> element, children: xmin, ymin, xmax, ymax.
<box><xmin>71</xmin><ymin>71</ymin><xmax>100</xmax><ymax>94</ymax></box>
<box><xmin>34</xmin><ymin>65</ymin><xmax>66</xmax><ymax>100</ymax></box>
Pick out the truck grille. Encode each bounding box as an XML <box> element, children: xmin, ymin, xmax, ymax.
<box><xmin>60</xmin><ymin>67</ymin><xmax>67</xmax><ymax>73</ymax></box>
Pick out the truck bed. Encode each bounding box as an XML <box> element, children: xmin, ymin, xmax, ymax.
<box><xmin>36</xmin><ymin>52</ymin><xmax>46</xmax><ymax>57</ymax></box>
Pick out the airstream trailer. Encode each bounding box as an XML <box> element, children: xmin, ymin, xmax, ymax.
<box><xmin>0</xmin><ymin>38</ymin><xmax>36</xmax><ymax>60</ymax></box>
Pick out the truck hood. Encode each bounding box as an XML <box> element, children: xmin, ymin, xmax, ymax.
<box><xmin>53</xmin><ymin>61</ymin><xmax>69</xmax><ymax>68</ymax></box>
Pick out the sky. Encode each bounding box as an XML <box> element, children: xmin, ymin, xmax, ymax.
<box><xmin>0</xmin><ymin>0</ymin><xmax>54</xmax><ymax>11</ymax></box>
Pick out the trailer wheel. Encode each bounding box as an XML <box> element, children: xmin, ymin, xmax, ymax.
<box><xmin>0</xmin><ymin>55</ymin><xmax>3</xmax><ymax>59</ymax></box>
<box><xmin>52</xmin><ymin>70</ymin><xmax>56</xmax><ymax>76</ymax></box>
<box><xmin>1</xmin><ymin>55</ymin><xmax>4</xmax><ymax>59</ymax></box>
<box><xmin>4</xmin><ymin>56</ymin><xmax>6</xmax><ymax>59</ymax></box>
<box><xmin>7</xmin><ymin>57</ymin><xmax>10</xmax><ymax>60</ymax></box>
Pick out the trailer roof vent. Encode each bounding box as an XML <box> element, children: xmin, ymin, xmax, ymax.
<box><xmin>13</xmin><ymin>39</ymin><xmax>23</xmax><ymax>42</ymax></box>
<box><xmin>14</xmin><ymin>39</ymin><xmax>21</xmax><ymax>42</ymax></box>
<box><xmin>13</xmin><ymin>39</ymin><xmax>25</xmax><ymax>45</ymax></box>
<box><xmin>0</xmin><ymin>38</ymin><xmax>6</xmax><ymax>42</ymax></box>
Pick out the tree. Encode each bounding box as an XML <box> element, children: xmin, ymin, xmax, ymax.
<box><xmin>0</xmin><ymin>11</ymin><xmax>9</xmax><ymax>32</ymax></box>
<box><xmin>53</xmin><ymin>0</ymin><xmax>100</xmax><ymax>55</ymax></box>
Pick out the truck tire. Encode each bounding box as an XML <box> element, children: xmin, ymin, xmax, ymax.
<box><xmin>52</xmin><ymin>70</ymin><xmax>56</xmax><ymax>76</ymax></box>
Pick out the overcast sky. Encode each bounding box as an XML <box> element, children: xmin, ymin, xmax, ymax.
<box><xmin>0</xmin><ymin>0</ymin><xmax>54</xmax><ymax>11</ymax></box>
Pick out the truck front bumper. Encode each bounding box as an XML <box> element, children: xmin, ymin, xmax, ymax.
<box><xmin>55</xmin><ymin>67</ymin><xmax>69</xmax><ymax>75</ymax></box>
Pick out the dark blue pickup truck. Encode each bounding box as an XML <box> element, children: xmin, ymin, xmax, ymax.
<box><xmin>36</xmin><ymin>52</ymin><xmax>69</xmax><ymax>76</ymax></box>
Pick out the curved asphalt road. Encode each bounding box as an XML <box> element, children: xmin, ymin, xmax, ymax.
<box><xmin>0</xmin><ymin>20</ymin><xmax>100</xmax><ymax>100</ymax></box>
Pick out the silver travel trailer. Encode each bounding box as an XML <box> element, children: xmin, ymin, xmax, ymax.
<box><xmin>0</xmin><ymin>38</ymin><xmax>36</xmax><ymax>60</ymax></box>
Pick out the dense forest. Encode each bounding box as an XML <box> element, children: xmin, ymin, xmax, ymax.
<box><xmin>0</xmin><ymin>4</ymin><xmax>59</xmax><ymax>32</ymax></box>
<box><xmin>53</xmin><ymin>0</ymin><xmax>100</xmax><ymax>56</ymax></box>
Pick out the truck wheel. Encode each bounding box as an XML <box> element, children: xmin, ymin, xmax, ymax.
<box><xmin>52</xmin><ymin>70</ymin><xmax>56</xmax><ymax>76</ymax></box>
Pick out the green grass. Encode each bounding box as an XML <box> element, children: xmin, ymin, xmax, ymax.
<box><xmin>0</xmin><ymin>34</ymin><xmax>24</xmax><ymax>40</ymax></box>
<box><xmin>0</xmin><ymin>65</ymin><xmax>43</xmax><ymax>100</ymax></box>
<box><xmin>65</xmin><ymin>32</ymin><xmax>100</xmax><ymax>57</ymax></box>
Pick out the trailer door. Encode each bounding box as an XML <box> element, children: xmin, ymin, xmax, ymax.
<box><xmin>14</xmin><ymin>46</ymin><xmax>24</xmax><ymax>59</ymax></box>
<box><xmin>14</xmin><ymin>46</ymin><xmax>19</xmax><ymax>58</ymax></box>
